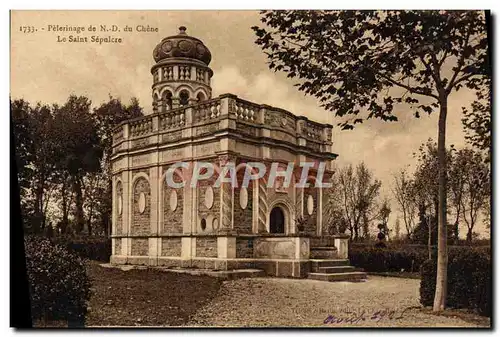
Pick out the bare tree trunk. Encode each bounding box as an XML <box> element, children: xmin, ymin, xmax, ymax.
<box><xmin>427</xmin><ymin>216</ymin><xmax>432</xmax><ymax>260</ymax></box>
<box><xmin>433</xmin><ymin>97</ymin><xmax>448</xmax><ymax>312</ymax></box>
<box><xmin>73</xmin><ymin>176</ymin><xmax>85</xmax><ymax>234</ymax></box>
<box><xmin>466</xmin><ymin>227</ymin><xmax>473</xmax><ymax>243</ymax></box>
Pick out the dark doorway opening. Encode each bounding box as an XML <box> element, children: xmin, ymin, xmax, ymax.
<box><xmin>270</xmin><ymin>207</ymin><xmax>285</xmax><ymax>234</ymax></box>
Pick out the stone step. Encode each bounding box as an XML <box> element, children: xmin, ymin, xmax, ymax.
<box><xmin>310</xmin><ymin>259</ymin><xmax>351</xmax><ymax>272</ymax></box>
<box><xmin>308</xmin><ymin>271</ymin><xmax>367</xmax><ymax>282</ymax></box>
<box><xmin>310</xmin><ymin>246</ymin><xmax>338</xmax><ymax>259</ymax></box>
<box><xmin>318</xmin><ymin>265</ymin><xmax>356</xmax><ymax>273</ymax></box>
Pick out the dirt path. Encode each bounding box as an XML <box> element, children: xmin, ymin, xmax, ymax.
<box><xmin>187</xmin><ymin>276</ymin><xmax>484</xmax><ymax>327</ymax></box>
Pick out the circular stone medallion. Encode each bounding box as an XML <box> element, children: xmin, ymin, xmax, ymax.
<box><xmin>239</xmin><ymin>187</ymin><xmax>248</xmax><ymax>209</ymax></box>
<box><xmin>138</xmin><ymin>192</ymin><xmax>146</xmax><ymax>214</ymax></box>
<box><xmin>204</xmin><ymin>186</ymin><xmax>214</xmax><ymax>209</ymax></box>
<box><xmin>307</xmin><ymin>195</ymin><xmax>314</xmax><ymax>215</ymax></box>
<box><xmin>178</xmin><ymin>40</ymin><xmax>193</xmax><ymax>52</ymax></box>
<box><xmin>213</xmin><ymin>218</ymin><xmax>219</xmax><ymax>230</ymax></box>
<box><xmin>169</xmin><ymin>190</ymin><xmax>178</xmax><ymax>212</ymax></box>
<box><xmin>117</xmin><ymin>195</ymin><xmax>123</xmax><ymax>215</ymax></box>
<box><xmin>161</xmin><ymin>40</ymin><xmax>173</xmax><ymax>53</ymax></box>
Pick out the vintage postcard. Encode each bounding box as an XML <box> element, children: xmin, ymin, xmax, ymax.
<box><xmin>10</xmin><ymin>10</ymin><xmax>491</xmax><ymax>328</ymax></box>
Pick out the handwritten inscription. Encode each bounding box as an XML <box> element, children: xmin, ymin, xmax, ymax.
<box><xmin>324</xmin><ymin>307</ymin><xmax>411</xmax><ymax>325</ymax></box>
<box><xmin>18</xmin><ymin>24</ymin><xmax>159</xmax><ymax>44</ymax></box>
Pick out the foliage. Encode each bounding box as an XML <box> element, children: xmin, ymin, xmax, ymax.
<box><xmin>420</xmin><ymin>247</ymin><xmax>491</xmax><ymax>316</ymax></box>
<box><xmin>253</xmin><ymin>10</ymin><xmax>488</xmax><ymax>129</ymax></box>
<box><xmin>52</xmin><ymin>95</ymin><xmax>104</xmax><ymax>234</ymax></box>
<box><xmin>11</xmin><ymin>99</ymin><xmax>59</xmax><ymax>233</ymax></box>
<box><xmin>11</xmin><ymin>95</ymin><xmax>144</xmax><ymax>237</ymax></box>
<box><xmin>461</xmin><ymin>78</ymin><xmax>491</xmax><ymax>162</ymax></box>
<box><xmin>51</xmin><ymin>235</ymin><xmax>111</xmax><ymax>262</ymax></box>
<box><xmin>24</xmin><ymin>235</ymin><xmax>91</xmax><ymax>324</ymax></box>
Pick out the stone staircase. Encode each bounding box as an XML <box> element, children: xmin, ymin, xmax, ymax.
<box><xmin>308</xmin><ymin>258</ymin><xmax>367</xmax><ymax>282</ymax></box>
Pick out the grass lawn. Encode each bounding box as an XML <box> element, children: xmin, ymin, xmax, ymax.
<box><xmin>85</xmin><ymin>261</ymin><xmax>222</xmax><ymax>327</ymax></box>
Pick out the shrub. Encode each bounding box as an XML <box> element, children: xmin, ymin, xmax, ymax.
<box><xmin>349</xmin><ymin>245</ymin><xmax>428</xmax><ymax>273</ymax></box>
<box><xmin>25</xmin><ymin>236</ymin><xmax>91</xmax><ymax>325</ymax></box>
<box><xmin>420</xmin><ymin>247</ymin><xmax>491</xmax><ymax>316</ymax></box>
<box><xmin>51</xmin><ymin>235</ymin><xmax>111</xmax><ymax>262</ymax></box>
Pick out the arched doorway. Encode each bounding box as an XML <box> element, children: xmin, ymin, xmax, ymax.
<box><xmin>270</xmin><ymin>207</ymin><xmax>285</xmax><ymax>234</ymax></box>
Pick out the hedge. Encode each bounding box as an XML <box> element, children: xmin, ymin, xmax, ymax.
<box><xmin>349</xmin><ymin>243</ymin><xmax>490</xmax><ymax>274</ymax></box>
<box><xmin>420</xmin><ymin>247</ymin><xmax>491</xmax><ymax>316</ymax></box>
<box><xmin>50</xmin><ymin>235</ymin><xmax>111</xmax><ymax>262</ymax></box>
<box><xmin>25</xmin><ymin>236</ymin><xmax>91</xmax><ymax>325</ymax></box>
<box><xmin>348</xmin><ymin>246</ymin><xmax>428</xmax><ymax>273</ymax></box>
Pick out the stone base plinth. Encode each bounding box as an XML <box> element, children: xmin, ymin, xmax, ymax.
<box><xmin>110</xmin><ymin>255</ymin><xmax>311</xmax><ymax>278</ymax></box>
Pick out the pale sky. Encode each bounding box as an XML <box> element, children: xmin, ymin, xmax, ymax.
<box><xmin>10</xmin><ymin>10</ymin><xmax>488</xmax><ymax>238</ymax></box>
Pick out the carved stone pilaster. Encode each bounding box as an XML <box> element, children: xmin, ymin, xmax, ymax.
<box><xmin>218</xmin><ymin>154</ymin><xmax>237</xmax><ymax>231</ymax></box>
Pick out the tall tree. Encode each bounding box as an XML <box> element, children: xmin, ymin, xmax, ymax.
<box><xmin>454</xmin><ymin>149</ymin><xmax>490</xmax><ymax>242</ymax></box>
<box><xmin>329</xmin><ymin>162</ymin><xmax>381</xmax><ymax>241</ymax></box>
<box><xmin>392</xmin><ymin>168</ymin><xmax>418</xmax><ymax>240</ymax></box>
<box><xmin>11</xmin><ymin>99</ymin><xmax>34</xmax><ymax>224</ymax></box>
<box><xmin>253</xmin><ymin>10</ymin><xmax>489</xmax><ymax>311</ymax></box>
<box><xmin>53</xmin><ymin>95</ymin><xmax>103</xmax><ymax>234</ymax></box>
<box><xmin>11</xmin><ymin>100</ymin><xmax>59</xmax><ymax>232</ymax></box>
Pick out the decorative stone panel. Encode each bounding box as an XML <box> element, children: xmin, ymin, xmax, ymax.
<box><xmin>254</xmin><ymin>237</ymin><xmax>296</xmax><ymax>259</ymax></box>
<box><xmin>131</xmin><ymin>176</ymin><xmax>151</xmax><ymax>235</ymax></box>
<box><xmin>195</xmin><ymin>237</ymin><xmax>217</xmax><ymax>257</ymax></box>
<box><xmin>233</xmin><ymin>168</ymin><xmax>253</xmax><ymax>233</ymax></box>
<box><xmin>197</xmin><ymin>161</ymin><xmax>220</xmax><ymax>233</ymax></box>
<box><xmin>131</xmin><ymin>238</ymin><xmax>149</xmax><ymax>256</ymax></box>
<box><xmin>162</xmin><ymin>167</ymin><xmax>184</xmax><ymax>234</ymax></box>
<box><xmin>236</xmin><ymin>238</ymin><xmax>254</xmax><ymax>258</ymax></box>
<box><xmin>303</xmin><ymin>181</ymin><xmax>318</xmax><ymax>236</ymax></box>
<box><xmin>115</xmin><ymin>181</ymin><xmax>123</xmax><ymax>235</ymax></box>
<box><xmin>161</xmin><ymin>237</ymin><xmax>182</xmax><ymax>256</ymax></box>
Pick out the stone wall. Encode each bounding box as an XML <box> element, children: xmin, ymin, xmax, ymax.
<box><xmin>131</xmin><ymin>238</ymin><xmax>149</xmax><ymax>256</ymax></box>
<box><xmin>236</xmin><ymin>238</ymin><xmax>254</xmax><ymax>258</ymax></box>
<box><xmin>161</xmin><ymin>237</ymin><xmax>182</xmax><ymax>256</ymax></box>
<box><xmin>162</xmin><ymin>165</ymin><xmax>184</xmax><ymax>234</ymax></box>
<box><xmin>131</xmin><ymin>173</ymin><xmax>151</xmax><ymax>235</ymax></box>
<box><xmin>195</xmin><ymin>237</ymin><xmax>217</xmax><ymax>257</ymax></box>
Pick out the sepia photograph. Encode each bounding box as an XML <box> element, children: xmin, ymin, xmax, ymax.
<box><xmin>9</xmin><ymin>8</ymin><xmax>492</xmax><ymax>329</ymax></box>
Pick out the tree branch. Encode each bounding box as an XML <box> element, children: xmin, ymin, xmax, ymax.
<box><xmin>378</xmin><ymin>73</ymin><xmax>439</xmax><ymax>99</ymax></box>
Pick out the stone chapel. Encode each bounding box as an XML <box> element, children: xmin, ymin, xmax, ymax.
<box><xmin>110</xmin><ymin>27</ymin><xmax>365</xmax><ymax>281</ymax></box>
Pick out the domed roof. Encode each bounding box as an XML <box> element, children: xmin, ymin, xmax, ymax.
<box><xmin>153</xmin><ymin>26</ymin><xmax>212</xmax><ymax>65</ymax></box>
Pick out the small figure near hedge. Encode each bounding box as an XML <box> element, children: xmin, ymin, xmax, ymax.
<box><xmin>24</xmin><ymin>236</ymin><xmax>91</xmax><ymax>326</ymax></box>
<box><xmin>374</xmin><ymin>223</ymin><xmax>387</xmax><ymax>248</ymax></box>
